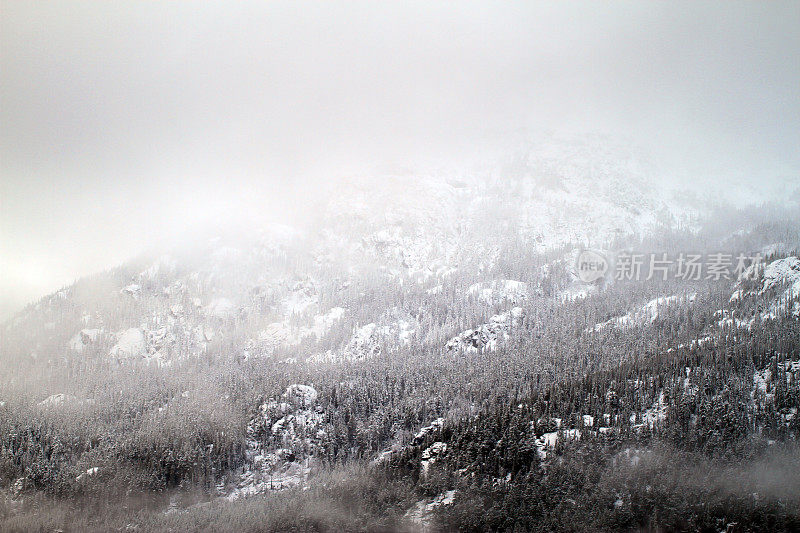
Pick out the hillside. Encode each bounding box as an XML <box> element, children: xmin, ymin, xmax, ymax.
<box><xmin>1</xmin><ymin>145</ymin><xmax>800</xmax><ymax>532</ymax></box>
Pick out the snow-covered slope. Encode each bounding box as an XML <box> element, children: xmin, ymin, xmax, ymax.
<box><xmin>446</xmin><ymin>307</ymin><xmax>525</xmax><ymax>353</ymax></box>
<box><xmin>730</xmin><ymin>256</ymin><xmax>800</xmax><ymax>320</ymax></box>
<box><xmin>3</xmin><ymin>138</ymin><xmax>706</xmax><ymax>370</ymax></box>
<box><xmin>592</xmin><ymin>293</ymin><xmax>697</xmax><ymax>332</ymax></box>
<box><xmin>220</xmin><ymin>384</ymin><xmax>325</xmax><ymax>499</ymax></box>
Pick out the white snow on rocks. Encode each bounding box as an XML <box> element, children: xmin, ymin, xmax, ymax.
<box><xmin>631</xmin><ymin>391</ymin><xmax>668</xmax><ymax>429</ymax></box>
<box><xmin>373</xmin><ymin>417</ymin><xmax>446</xmax><ymax>468</ymax></box>
<box><xmin>557</xmin><ymin>283</ymin><xmax>598</xmax><ymax>302</ymax></box>
<box><xmin>67</xmin><ymin>328</ymin><xmax>102</xmax><ymax>352</ymax></box>
<box><xmin>404</xmin><ymin>490</ymin><xmax>457</xmax><ymax>532</ymax></box>
<box><xmin>339</xmin><ymin>323</ymin><xmax>381</xmax><ymax>361</ymax></box>
<box><xmin>374</xmin><ymin>308</ymin><xmax>418</xmax><ymax>346</ymax></box>
<box><xmin>468</xmin><ymin>280</ymin><xmax>529</xmax><ymax>305</ymax></box>
<box><xmin>413</xmin><ymin>417</ymin><xmax>445</xmax><ymax>444</ymax></box>
<box><xmin>284</xmin><ymin>384</ymin><xmax>318</xmax><ymax>407</ymax></box>
<box><xmin>121</xmin><ymin>284</ymin><xmax>141</xmax><ymax>297</ymax></box>
<box><xmin>313</xmin><ymin>308</ymin><xmax>418</xmax><ymax>362</ymax></box>
<box><xmin>109</xmin><ymin>328</ymin><xmax>147</xmax><ymax>359</ymax></box>
<box><xmin>592</xmin><ymin>293</ymin><xmax>696</xmax><ymax>332</ymax></box>
<box><xmin>365</xmin><ymin>225</ymin><xmax>458</xmax><ymax>283</ymax></box>
<box><xmin>282</xmin><ymin>279</ymin><xmax>318</xmax><ymax>315</ymax></box>
<box><xmin>731</xmin><ymin>256</ymin><xmax>800</xmax><ymax>319</ymax></box>
<box><xmin>75</xmin><ymin>467</ymin><xmax>99</xmax><ymax>482</ymax></box>
<box><xmin>753</xmin><ymin>359</ymin><xmax>800</xmax><ymax>408</ymax></box>
<box><xmin>258</xmin><ymin>322</ymin><xmax>294</xmax><ymax>351</ymax></box>
<box><xmin>104</xmin><ymin>326</ymin><xmax>178</xmax><ymax>364</ymax></box>
<box><xmin>426</xmin><ymin>284</ymin><xmax>443</xmax><ymax>295</ymax></box>
<box><xmin>734</xmin><ymin>256</ymin><xmax>800</xmax><ymax>297</ymax></box>
<box><xmin>534</xmin><ymin>429</ymin><xmax>582</xmax><ymax>459</ymax></box>
<box><xmin>220</xmin><ymin>384</ymin><xmax>323</xmax><ymax>500</ymax></box>
<box><xmin>420</xmin><ymin>442</ymin><xmax>447</xmax><ymax>477</ymax></box>
<box><xmin>446</xmin><ymin>307</ymin><xmax>525</xmax><ymax>353</ymax></box>
<box><xmin>256</xmin><ymin>307</ymin><xmax>347</xmax><ymax>357</ymax></box>
<box><xmin>38</xmin><ymin>393</ymin><xmax>78</xmax><ymax>407</ymax></box>
<box><xmin>308</xmin><ymin>307</ymin><xmax>346</xmax><ymax>337</ymax></box>
<box><xmin>758</xmin><ymin>256</ymin><xmax>800</xmax><ymax>300</ymax></box>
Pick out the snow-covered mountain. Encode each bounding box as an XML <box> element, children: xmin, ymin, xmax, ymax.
<box><xmin>2</xmin><ymin>141</ymin><xmax>707</xmax><ymax>367</ymax></box>
<box><xmin>2</xmin><ymin>142</ymin><xmax>799</xmax><ymax>530</ymax></box>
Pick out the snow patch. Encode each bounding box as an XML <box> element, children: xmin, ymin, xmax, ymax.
<box><xmin>109</xmin><ymin>328</ymin><xmax>146</xmax><ymax>359</ymax></box>
<box><xmin>468</xmin><ymin>280</ymin><xmax>529</xmax><ymax>305</ymax></box>
<box><xmin>446</xmin><ymin>307</ymin><xmax>525</xmax><ymax>352</ymax></box>
<box><xmin>314</xmin><ymin>308</ymin><xmax>417</xmax><ymax>362</ymax></box>
<box><xmin>38</xmin><ymin>393</ymin><xmax>77</xmax><ymax>407</ymax></box>
<box><xmin>534</xmin><ymin>429</ymin><xmax>581</xmax><ymax>459</ymax></box>
<box><xmin>76</xmin><ymin>467</ymin><xmax>99</xmax><ymax>482</ymax></box>
<box><xmin>404</xmin><ymin>490</ymin><xmax>457</xmax><ymax>531</ymax></box>
<box><xmin>67</xmin><ymin>328</ymin><xmax>102</xmax><ymax>352</ymax></box>
<box><xmin>121</xmin><ymin>284</ymin><xmax>141</xmax><ymax>297</ymax></box>
<box><xmin>420</xmin><ymin>442</ymin><xmax>447</xmax><ymax>477</ymax></box>
<box><xmin>220</xmin><ymin>384</ymin><xmax>324</xmax><ymax>500</ymax></box>
<box><xmin>592</xmin><ymin>293</ymin><xmax>696</xmax><ymax>332</ymax></box>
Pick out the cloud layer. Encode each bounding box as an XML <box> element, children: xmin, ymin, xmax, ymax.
<box><xmin>2</xmin><ymin>1</ymin><xmax>799</xmax><ymax>318</ymax></box>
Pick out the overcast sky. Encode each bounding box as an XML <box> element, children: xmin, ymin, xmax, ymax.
<box><xmin>1</xmin><ymin>1</ymin><xmax>799</xmax><ymax>319</ymax></box>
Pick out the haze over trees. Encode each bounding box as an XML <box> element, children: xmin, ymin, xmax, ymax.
<box><xmin>2</xmin><ymin>2</ymin><xmax>800</xmax><ymax>531</ymax></box>
<box><xmin>1</xmin><ymin>145</ymin><xmax>800</xmax><ymax>530</ymax></box>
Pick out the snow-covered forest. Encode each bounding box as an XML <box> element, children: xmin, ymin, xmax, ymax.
<box><xmin>2</xmin><ymin>146</ymin><xmax>800</xmax><ymax>530</ymax></box>
<box><xmin>2</xmin><ymin>2</ymin><xmax>799</xmax><ymax>532</ymax></box>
